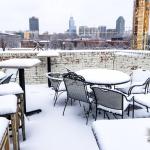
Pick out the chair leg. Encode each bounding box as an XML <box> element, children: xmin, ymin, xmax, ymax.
<box><xmin>86</xmin><ymin>104</ymin><xmax>92</xmax><ymax>125</ymax></box>
<box><xmin>70</xmin><ymin>99</ymin><xmax>73</xmax><ymax>106</ymax></box>
<box><xmin>122</xmin><ymin>113</ymin><xmax>123</xmax><ymax>119</ymax></box>
<box><xmin>54</xmin><ymin>92</ymin><xmax>58</xmax><ymax>106</ymax></box>
<box><xmin>105</xmin><ymin>112</ymin><xmax>110</xmax><ymax>119</ymax></box>
<box><xmin>95</xmin><ymin>107</ymin><xmax>98</xmax><ymax>121</ymax></box>
<box><xmin>104</xmin><ymin>111</ymin><xmax>106</xmax><ymax>118</ymax></box>
<box><xmin>147</xmin><ymin>106</ymin><xmax>149</xmax><ymax>112</ymax></box>
<box><xmin>11</xmin><ymin>113</ymin><xmax>20</xmax><ymax>150</ymax></box>
<box><xmin>79</xmin><ymin>101</ymin><xmax>81</xmax><ymax>107</ymax></box>
<box><xmin>127</xmin><ymin>104</ymin><xmax>130</xmax><ymax>116</ymax></box>
<box><xmin>132</xmin><ymin>100</ymin><xmax>135</xmax><ymax>118</ymax></box>
<box><xmin>63</xmin><ymin>97</ymin><xmax>69</xmax><ymax>116</ymax></box>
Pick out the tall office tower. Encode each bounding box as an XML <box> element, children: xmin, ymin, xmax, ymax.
<box><xmin>29</xmin><ymin>16</ymin><xmax>39</xmax><ymax>32</ymax></box>
<box><xmin>89</xmin><ymin>27</ymin><xmax>98</xmax><ymax>38</ymax></box>
<box><xmin>116</xmin><ymin>16</ymin><xmax>125</xmax><ymax>37</ymax></box>
<box><xmin>79</xmin><ymin>26</ymin><xmax>90</xmax><ymax>37</ymax></box>
<box><xmin>69</xmin><ymin>16</ymin><xmax>76</xmax><ymax>35</ymax></box>
<box><xmin>106</xmin><ymin>29</ymin><xmax>117</xmax><ymax>40</ymax></box>
<box><xmin>98</xmin><ymin>26</ymin><xmax>107</xmax><ymax>39</ymax></box>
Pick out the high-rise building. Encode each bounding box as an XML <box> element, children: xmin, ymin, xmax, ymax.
<box><xmin>29</xmin><ymin>17</ymin><xmax>39</xmax><ymax>32</ymax></box>
<box><xmin>106</xmin><ymin>29</ymin><xmax>117</xmax><ymax>40</ymax></box>
<box><xmin>79</xmin><ymin>26</ymin><xmax>90</xmax><ymax>37</ymax></box>
<box><xmin>116</xmin><ymin>16</ymin><xmax>125</xmax><ymax>37</ymax></box>
<box><xmin>69</xmin><ymin>17</ymin><xmax>76</xmax><ymax>35</ymax></box>
<box><xmin>89</xmin><ymin>27</ymin><xmax>98</xmax><ymax>38</ymax></box>
<box><xmin>98</xmin><ymin>26</ymin><xmax>107</xmax><ymax>39</ymax></box>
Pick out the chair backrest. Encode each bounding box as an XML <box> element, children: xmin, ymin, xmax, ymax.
<box><xmin>131</xmin><ymin>69</ymin><xmax>150</xmax><ymax>84</ymax></box>
<box><xmin>65</xmin><ymin>67</ymin><xmax>71</xmax><ymax>72</ymax></box>
<box><xmin>0</xmin><ymin>74</ymin><xmax>13</xmax><ymax>84</ymax></box>
<box><xmin>144</xmin><ymin>78</ymin><xmax>150</xmax><ymax>93</ymax></box>
<box><xmin>92</xmin><ymin>86</ymin><xmax>124</xmax><ymax>111</ymax></box>
<box><xmin>63</xmin><ymin>72</ymin><xmax>89</xmax><ymax>103</ymax></box>
<box><xmin>46</xmin><ymin>72</ymin><xmax>63</xmax><ymax>91</ymax></box>
<box><xmin>4</xmin><ymin>68</ymin><xmax>18</xmax><ymax>82</ymax></box>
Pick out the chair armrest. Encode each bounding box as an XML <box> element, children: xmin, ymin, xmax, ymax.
<box><xmin>46</xmin><ymin>72</ymin><xmax>63</xmax><ymax>81</ymax></box>
<box><xmin>47</xmin><ymin>75</ymin><xmax>63</xmax><ymax>81</ymax></box>
<box><xmin>128</xmin><ymin>78</ymin><xmax>150</xmax><ymax>95</ymax></box>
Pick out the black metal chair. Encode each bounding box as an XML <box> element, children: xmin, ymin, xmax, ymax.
<box><xmin>63</xmin><ymin>72</ymin><xmax>93</xmax><ymax>124</ymax></box>
<box><xmin>91</xmin><ymin>86</ymin><xmax>134</xmax><ymax>120</ymax></box>
<box><xmin>116</xmin><ymin>69</ymin><xmax>150</xmax><ymax>95</ymax></box>
<box><xmin>0</xmin><ymin>74</ymin><xmax>13</xmax><ymax>84</ymax></box>
<box><xmin>65</xmin><ymin>67</ymin><xmax>71</xmax><ymax>72</ymax></box>
<box><xmin>3</xmin><ymin>68</ymin><xmax>19</xmax><ymax>82</ymax></box>
<box><xmin>133</xmin><ymin>93</ymin><xmax>150</xmax><ymax>115</ymax></box>
<box><xmin>127</xmin><ymin>78</ymin><xmax>150</xmax><ymax>95</ymax></box>
<box><xmin>46</xmin><ymin>72</ymin><xmax>66</xmax><ymax>106</ymax></box>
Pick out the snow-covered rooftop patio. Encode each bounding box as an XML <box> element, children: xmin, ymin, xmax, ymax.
<box><xmin>1</xmin><ymin>49</ymin><xmax>150</xmax><ymax>149</ymax></box>
<box><xmin>18</xmin><ymin>84</ymin><xmax>150</xmax><ymax>150</ymax></box>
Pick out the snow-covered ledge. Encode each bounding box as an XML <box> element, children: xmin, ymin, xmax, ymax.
<box><xmin>0</xmin><ymin>49</ymin><xmax>150</xmax><ymax>84</ymax></box>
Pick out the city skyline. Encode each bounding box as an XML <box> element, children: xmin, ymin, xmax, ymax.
<box><xmin>0</xmin><ymin>0</ymin><xmax>133</xmax><ymax>34</ymax></box>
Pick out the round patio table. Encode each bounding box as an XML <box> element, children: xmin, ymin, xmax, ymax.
<box><xmin>76</xmin><ymin>68</ymin><xmax>130</xmax><ymax>86</ymax></box>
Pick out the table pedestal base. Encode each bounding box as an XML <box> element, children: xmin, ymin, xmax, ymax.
<box><xmin>26</xmin><ymin>109</ymin><xmax>42</xmax><ymax>116</ymax></box>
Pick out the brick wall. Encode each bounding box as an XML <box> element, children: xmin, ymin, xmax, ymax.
<box><xmin>0</xmin><ymin>50</ymin><xmax>150</xmax><ymax>84</ymax></box>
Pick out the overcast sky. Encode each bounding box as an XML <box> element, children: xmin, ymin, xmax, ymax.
<box><xmin>0</xmin><ymin>0</ymin><xmax>134</xmax><ymax>34</ymax></box>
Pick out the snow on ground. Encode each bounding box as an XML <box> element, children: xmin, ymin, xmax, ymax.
<box><xmin>15</xmin><ymin>84</ymin><xmax>150</xmax><ymax>150</ymax></box>
<box><xmin>20</xmin><ymin>84</ymin><xmax>99</xmax><ymax>150</ymax></box>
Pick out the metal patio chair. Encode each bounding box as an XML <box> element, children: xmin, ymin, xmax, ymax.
<box><xmin>91</xmin><ymin>86</ymin><xmax>134</xmax><ymax>120</ymax></box>
<box><xmin>63</xmin><ymin>72</ymin><xmax>93</xmax><ymax>124</ymax></box>
<box><xmin>116</xmin><ymin>69</ymin><xmax>150</xmax><ymax>95</ymax></box>
<box><xmin>0</xmin><ymin>74</ymin><xmax>13</xmax><ymax>85</ymax></box>
<box><xmin>46</xmin><ymin>72</ymin><xmax>66</xmax><ymax>106</ymax></box>
<box><xmin>3</xmin><ymin>68</ymin><xmax>19</xmax><ymax>82</ymax></box>
<box><xmin>65</xmin><ymin>67</ymin><xmax>71</xmax><ymax>72</ymax></box>
<box><xmin>133</xmin><ymin>93</ymin><xmax>150</xmax><ymax>116</ymax></box>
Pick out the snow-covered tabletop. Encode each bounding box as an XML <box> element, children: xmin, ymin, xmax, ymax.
<box><xmin>0</xmin><ymin>82</ymin><xmax>23</xmax><ymax>95</ymax></box>
<box><xmin>92</xmin><ymin>118</ymin><xmax>150</xmax><ymax>150</ymax></box>
<box><xmin>76</xmin><ymin>68</ymin><xmax>130</xmax><ymax>85</ymax></box>
<box><xmin>0</xmin><ymin>117</ymin><xmax>9</xmax><ymax>143</ymax></box>
<box><xmin>0</xmin><ymin>95</ymin><xmax>17</xmax><ymax>115</ymax></box>
<box><xmin>0</xmin><ymin>71</ymin><xmax>6</xmax><ymax>80</ymax></box>
<box><xmin>37</xmin><ymin>51</ymin><xmax>59</xmax><ymax>57</ymax></box>
<box><xmin>0</xmin><ymin>58</ymin><xmax>41</xmax><ymax>68</ymax></box>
